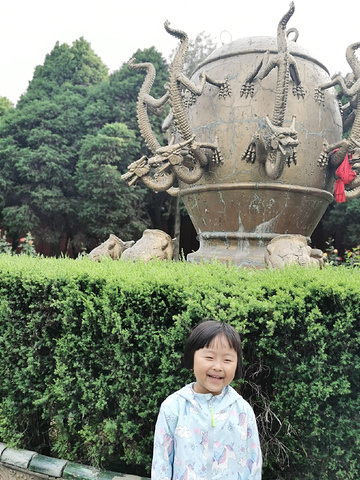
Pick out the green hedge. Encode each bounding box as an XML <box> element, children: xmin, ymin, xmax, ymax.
<box><xmin>0</xmin><ymin>254</ymin><xmax>359</xmax><ymax>480</ymax></box>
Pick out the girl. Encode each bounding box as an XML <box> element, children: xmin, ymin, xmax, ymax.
<box><xmin>151</xmin><ymin>320</ymin><xmax>262</xmax><ymax>480</ymax></box>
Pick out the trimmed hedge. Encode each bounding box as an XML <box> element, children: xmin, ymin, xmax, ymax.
<box><xmin>0</xmin><ymin>254</ymin><xmax>359</xmax><ymax>480</ymax></box>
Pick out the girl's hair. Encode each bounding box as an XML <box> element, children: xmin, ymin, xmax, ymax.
<box><xmin>183</xmin><ymin>319</ymin><xmax>243</xmax><ymax>379</ymax></box>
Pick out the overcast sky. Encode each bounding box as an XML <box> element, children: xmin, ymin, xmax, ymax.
<box><xmin>1</xmin><ymin>0</ymin><xmax>359</xmax><ymax>105</ymax></box>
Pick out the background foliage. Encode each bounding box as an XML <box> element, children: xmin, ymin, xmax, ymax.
<box><xmin>0</xmin><ymin>255</ymin><xmax>359</xmax><ymax>480</ymax></box>
<box><xmin>0</xmin><ymin>34</ymin><xmax>216</xmax><ymax>257</ymax></box>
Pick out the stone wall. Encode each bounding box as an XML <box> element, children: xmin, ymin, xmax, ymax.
<box><xmin>0</xmin><ymin>443</ymin><xmax>148</xmax><ymax>480</ymax></box>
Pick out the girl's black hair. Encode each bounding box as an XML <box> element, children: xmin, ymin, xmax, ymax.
<box><xmin>183</xmin><ymin>319</ymin><xmax>243</xmax><ymax>380</ymax></box>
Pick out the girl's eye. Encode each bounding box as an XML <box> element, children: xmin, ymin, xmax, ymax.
<box><xmin>206</xmin><ymin>356</ymin><xmax>213</xmax><ymax>360</ymax></box>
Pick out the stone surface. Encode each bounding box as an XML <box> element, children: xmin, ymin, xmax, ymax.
<box><xmin>121</xmin><ymin>229</ymin><xmax>174</xmax><ymax>262</ymax></box>
<box><xmin>0</xmin><ymin>442</ymin><xmax>7</xmax><ymax>457</ymax></box>
<box><xmin>182</xmin><ymin>35</ymin><xmax>341</xmax><ymax>266</ymax></box>
<box><xmin>264</xmin><ymin>234</ymin><xmax>324</xmax><ymax>268</ymax></box>
<box><xmin>62</xmin><ymin>462</ymin><xmax>100</xmax><ymax>480</ymax></box>
<box><xmin>29</xmin><ymin>454</ymin><xmax>68</xmax><ymax>477</ymax></box>
<box><xmin>97</xmin><ymin>471</ymin><xmax>145</xmax><ymax>480</ymax></box>
<box><xmin>88</xmin><ymin>234</ymin><xmax>134</xmax><ymax>261</ymax></box>
<box><xmin>0</xmin><ymin>445</ymin><xmax>150</xmax><ymax>480</ymax></box>
<box><xmin>1</xmin><ymin>447</ymin><xmax>36</xmax><ymax>469</ymax></box>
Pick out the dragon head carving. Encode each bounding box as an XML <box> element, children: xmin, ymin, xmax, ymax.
<box><xmin>265</xmin><ymin>115</ymin><xmax>298</xmax><ymax>165</ymax></box>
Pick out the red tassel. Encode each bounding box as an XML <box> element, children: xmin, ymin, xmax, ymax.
<box><xmin>335</xmin><ymin>154</ymin><xmax>356</xmax><ymax>203</ymax></box>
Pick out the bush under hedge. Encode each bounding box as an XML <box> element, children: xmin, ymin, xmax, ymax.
<box><xmin>0</xmin><ymin>254</ymin><xmax>359</xmax><ymax>480</ymax></box>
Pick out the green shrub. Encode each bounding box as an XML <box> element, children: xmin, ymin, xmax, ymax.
<box><xmin>0</xmin><ymin>255</ymin><xmax>359</xmax><ymax>479</ymax></box>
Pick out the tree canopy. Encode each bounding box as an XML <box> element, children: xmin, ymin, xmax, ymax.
<box><xmin>0</xmin><ymin>31</ymin><xmax>224</xmax><ymax>256</ymax></box>
<box><xmin>0</xmin><ymin>40</ymin><xmax>171</xmax><ymax>254</ymax></box>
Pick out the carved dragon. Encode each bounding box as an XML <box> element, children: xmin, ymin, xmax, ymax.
<box><xmin>315</xmin><ymin>42</ymin><xmax>360</xmax><ymax>199</ymax></box>
<box><xmin>122</xmin><ymin>22</ymin><xmax>232</xmax><ymax>193</ymax></box>
<box><xmin>163</xmin><ymin>20</ymin><xmax>231</xmax><ymax>180</ymax></box>
<box><xmin>123</xmin><ymin>59</ymin><xmax>196</xmax><ymax>193</ymax></box>
<box><xmin>121</xmin><ymin>135</ymin><xmax>196</xmax><ymax>192</ymax></box>
<box><xmin>240</xmin><ymin>1</ymin><xmax>304</xmax><ymax>180</ymax></box>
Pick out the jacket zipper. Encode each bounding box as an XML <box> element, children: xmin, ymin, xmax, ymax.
<box><xmin>209</xmin><ymin>405</ymin><xmax>216</xmax><ymax>427</ymax></box>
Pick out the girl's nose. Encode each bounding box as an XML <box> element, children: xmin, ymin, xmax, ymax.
<box><xmin>213</xmin><ymin>361</ymin><xmax>223</xmax><ymax>371</ymax></box>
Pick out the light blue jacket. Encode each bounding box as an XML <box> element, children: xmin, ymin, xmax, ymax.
<box><xmin>151</xmin><ymin>383</ymin><xmax>262</xmax><ymax>480</ymax></box>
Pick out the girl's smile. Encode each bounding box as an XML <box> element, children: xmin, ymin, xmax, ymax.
<box><xmin>192</xmin><ymin>334</ymin><xmax>237</xmax><ymax>395</ymax></box>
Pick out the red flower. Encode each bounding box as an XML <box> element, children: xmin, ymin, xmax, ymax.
<box><xmin>19</xmin><ymin>237</ymin><xmax>25</xmax><ymax>243</ymax></box>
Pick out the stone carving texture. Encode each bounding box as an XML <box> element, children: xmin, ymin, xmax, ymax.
<box><xmin>122</xmin><ymin>2</ymin><xmax>343</xmax><ymax>266</ymax></box>
<box><xmin>316</xmin><ymin>42</ymin><xmax>360</xmax><ymax>200</ymax></box>
<box><xmin>264</xmin><ymin>235</ymin><xmax>324</xmax><ymax>268</ymax></box>
<box><xmin>240</xmin><ymin>1</ymin><xmax>304</xmax><ymax>180</ymax></box>
<box><xmin>121</xmin><ymin>229</ymin><xmax>174</xmax><ymax>262</ymax></box>
<box><xmin>122</xmin><ymin>21</ymin><xmax>230</xmax><ymax>193</ymax></box>
<box><xmin>88</xmin><ymin>234</ymin><xmax>134</xmax><ymax>261</ymax></box>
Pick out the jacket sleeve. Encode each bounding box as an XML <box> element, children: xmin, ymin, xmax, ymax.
<box><xmin>151</xmin><ymin>400</ymin><xmax>177</xmax><ymax>480</ymax></box>
<box><xmin>247</xmin><ymin>405</ymin><xmax>263</xmax><ymax>480</ymax></box>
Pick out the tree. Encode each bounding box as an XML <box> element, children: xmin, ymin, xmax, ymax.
<box><xmin>0</xmin><ymin>39</ymin><xmax>109</xmax><ymax>253</ymax></box>
<box><xmin>322</xmin><ymin>198</ymin><xmax>360</xmax><ymax>253</ymax></box>
<box><xmin>0</xmin><ymin>97</ymin><xmax>13</xmax><ymax>117</ymax></box>
<box><xmin>18</xmin><ymin>38</ymin><xmax>108</xmax><ymax>105</ymax></box>
<box><xmin>0</xmin><ymin>92</ymin><xmax>87</xmax><ymax>246</ymax></box>
<box><xmin>83</xmin><ymin>47</ymin><xmax>173</xmax><ymax>235</ymax></box>
<box><xmin>74</xmin><ymin>123</ymin><xmax>149</xmax><ymax>249</ymax></box>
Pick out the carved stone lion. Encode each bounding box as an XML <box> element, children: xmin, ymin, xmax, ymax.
<box><xmin>264</xmin><ymin>234</ymin><xmax>324</xmax><ymax>269</ymax></box>
<box><xmin>121</xmin><ymin>229</ymin><xmax>174</xmax><ymax>262</ymax></box>
<box><xmin>88</xmin><ymin>234</ymin><xmax>134</xmax><ymax>261</ymax></box>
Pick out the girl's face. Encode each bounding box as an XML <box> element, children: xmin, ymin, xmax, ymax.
<box><xmin>192</xmin><ymin>334</ymin><xmax>237</xmax><ymax>395</ymax></box>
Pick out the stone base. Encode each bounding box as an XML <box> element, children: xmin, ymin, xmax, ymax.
<box><xmin>187</xmin><ymin>232</ymin><xmax>311</xmax><ymax>268</ymax></box>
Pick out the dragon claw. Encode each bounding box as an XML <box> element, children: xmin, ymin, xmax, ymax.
<box><xmin>293</xmin><ymin>84</ymin><xmax>305</xmax><ymax>99</ymax></box>
<box><xmin>318</xmin><ymin>151</ymin><xmax>329</xmax><ymax>168</ymax></box>
<box><xmin>218</xmin><ymin>78</ymin><xmax>232</xmax><ymax>99</ymax></box>
<box><xmin>240</xmin><ymin>82</ymin><xmax>255</xmax><ymax>98</ymax></box>
<box><xmin>211</xmin><ymin>149</ymin><xmax>223</xmax><ymax>164</ymax></box>
<box><xmin>242</xmin><ymin>143</ymin><xmax>257</xmax><ymax>163</ymax></box>
<box><xmin>314</xmin><ymin>88</ymin><xmax>325</xmax><ymax>105</ymax></box>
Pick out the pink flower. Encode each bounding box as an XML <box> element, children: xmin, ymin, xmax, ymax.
<box><xmin>19</xmin><ymin>237</ymin><xmax>25</xmax><ymax>243</ymax></box>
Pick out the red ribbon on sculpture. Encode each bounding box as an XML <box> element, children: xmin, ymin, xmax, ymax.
<box><xmin>334</xmin><ymin>152</ymin><xmax>356</xmax><ymax>203</ymax></box>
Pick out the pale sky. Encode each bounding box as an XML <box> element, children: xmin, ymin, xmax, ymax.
<box><xmin>1</xmin><ymin>0</ymin><xmax>359</xmax><ymax>105</ymax></box>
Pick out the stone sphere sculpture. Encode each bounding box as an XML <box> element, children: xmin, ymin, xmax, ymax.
<box><xmin>122</xmin><ymin>2</ymin><xmax>351</xmax><ymax>267</ymax></box>
<box><xmin>182</xmin><ymin>32</ymin><xmax>341</xmax><ymax>266</ymax></box>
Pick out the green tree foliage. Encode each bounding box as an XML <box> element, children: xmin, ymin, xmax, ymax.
<box><xmin>0</xmin><ymin>39</ymin><xmax>166</xmax><ymax>254</ymax></box>
<box><xmin>0</xmin><ymin>97</ymin><xmax>13</xmax><ymax>117</ymax></box>
<box><xmin>322</xmin><ymin>198</ymin><xmax>360</xmax><ymax>251</ymax></box>
<box><xmin>84</xmin><ymin>47</ymin><xmax>169</xmax><ymax>148</ymax></box>
<box><xmin>0</xmin><ymin>89</ymin><xmax>88</xmax><ymax>246</ymax></box>
<box><xmin>74</xmin><ymin>123</ymin><xmax>148</xmax><ymax>249</ymax></box>
<box><xmin>0</xmin><ymin>38</ymin><xmax>110</xmax><ymax>250</ymax></box>
<box><xmin>83</xmin><ymin>47</ymin><xmax>176</xmax><ymax>233</ymax></box>
<box><xmin>19</xmin><ymin>38</ymin><xmax>108</xmax><ymax>105</ymax></box>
